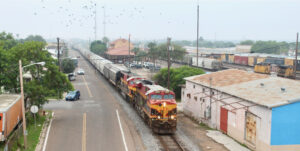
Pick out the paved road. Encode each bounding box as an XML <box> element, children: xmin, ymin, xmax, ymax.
<box><xmin>44</xmin><ymin>50</ymin><xmax>145</xmax><ymax>151</ymax></box>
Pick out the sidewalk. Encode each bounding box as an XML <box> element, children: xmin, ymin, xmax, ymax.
<box><xmin>177</xmin><ymin>102</ymin><xmax>250</xmax><ymax>151</ymax></box>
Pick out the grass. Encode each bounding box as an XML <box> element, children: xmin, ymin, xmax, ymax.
<box><xmin>10</xmin><ymin>111</ymin><xmax>52</xmax><ymax>151</ymax></box>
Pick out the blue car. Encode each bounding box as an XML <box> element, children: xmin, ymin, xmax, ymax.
<box><xmin>65</xmin><ymin>90</ymin><xmax>80</xmax><ymax>101</ymax></box>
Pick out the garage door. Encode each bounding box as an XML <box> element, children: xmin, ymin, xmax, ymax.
<box><xmin>220</xmin><ymin>107</ymin><xmax>228</xmax><ymax>133</ymax></box>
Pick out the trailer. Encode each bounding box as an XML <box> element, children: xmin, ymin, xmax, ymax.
<box><xmin>0</xmin><ymin>94</ymin><xmax>23</xmax><ymax>141</ymax></box>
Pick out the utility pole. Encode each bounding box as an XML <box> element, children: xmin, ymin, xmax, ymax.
<box><xmin>196</xmin><ymin>3</ymin><xmax>199</xmax><ymax>67</ymax></box>
<box><xmin>94</xmin><ymin>3</ymin><xmax>97</xmax><ymax>41</ymax></box>
<box><xmin>167</xmin><ymin>37</ymin><xmax>171</xmax><ymax>89</ymax></box>
<box><xmin>103</xmin><ymin>5</ymin><xmax>106</xmax><ymax>38</ymax></box>
<box><xmin>128</xmin><ymin>34</ymin><xmax>131</xmax><ymax>67</ymax></box>
<box><xmin>295</xmin><ymin>32</ymin><xmax>299</xmax><ymax>78</ymax></box>
<box><xmin>57</xmin><ymin>37</ymin><xmax>60</xmax><ymax>71</ymax></box>
<box><xmin>19</xmin><ymin>60</ymin><xmax>27</xmax><ymax>149</ymax></box>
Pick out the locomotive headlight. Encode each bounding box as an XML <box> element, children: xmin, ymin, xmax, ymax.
<box><xmin>163</xmin><ymin>102</ymin><xmax>166</xmax><ymax>107</ymax></box>
<box><xmin>158</xmin><ymin>116</ymin><xmax>161</xmax><ymax>119</ymax></box>
<box><xmin>171</xmin><ymin>115</ymin><xmax>175</xmax><ymax>120</ymax></box>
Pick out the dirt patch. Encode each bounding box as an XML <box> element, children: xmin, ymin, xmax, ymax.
<box><xmin>177</xmin><ymin>113</ymin><xmax>229</xmax><ymax>151</ymax></box>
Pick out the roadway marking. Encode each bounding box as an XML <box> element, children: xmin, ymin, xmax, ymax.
<box><xmin>81</xmin><ymin>75</ymin><xmax>93</xmax><ymax>97</ymax></box>
<box><xmin>82</xmin><ymin>113</ymin><xmax>87</xmax><ymax>151</ymax></box>
<box><xmin>116</xmin><ymin>110</ymin><xmax>129</xmax><ymax>151</ymax></box>
<box><xmin>42</xmin><ymin>112</ymin><xmax>54</xmax><ymax>151</ymax></box>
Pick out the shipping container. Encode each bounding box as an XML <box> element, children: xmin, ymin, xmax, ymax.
<box><xmin>234</xmin><ymin>55</ymin><xmax>248</xmax><ymax>65</ymax></box>
<box><xmin>228</xmin><ymin>55</ymin><xmax>235</xmax><ymax>63</ymax></box>
<box><xmin>0</xmin><ymin>94</ymin><xmax>23</xmax><ymax>141</ymax></box>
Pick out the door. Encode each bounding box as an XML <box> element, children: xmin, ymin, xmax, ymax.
<box><xmin>220</xmin><ymin>107</ymin><xmax>228</xmax><ymax>133</ymax></box>
<box><xmin>245</xmin><ymin>112</ymin><xmax>256</xmax><ymax>144</ymax></box>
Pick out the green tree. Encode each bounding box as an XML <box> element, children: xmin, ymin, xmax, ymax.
<box><xmin>102</xmin><ymin>37</ymin><xmax>109</xmax><ymax>44</ymax></box>
<box><xmin>240</xmin><ymin>40</ymin><xmax>254</xmax><ymax>45</ymax></box>
<box><xmin>0</xmin><ymin>32</ymin><xmax>18</xmax><ymax>50</ymax></box>
<box><xmin>154</xmin><ymin>66</ymin><xmax>205</xmax><ymax>99</ymax></box>
<box><xmin>25</xmin><ymin>35</ymin><xmax>46</xmax><ymax>43</ymax></box>
<box><xmin>156</xmin><ymin>43</ymin><xmax>186</xmax><ymax>64</ymax></box>
<box><xmin>251</xmin><ymin>41</ymin><xmax>289</xmax><ymax>54</ymax></box>
<box><xmin>90</xmin><ymin>40</ymin><xmax>107</xmax><ymax>55</ymax></box>
<box><xmin>0</xmin><ymin>34</ymin><xmax>73</xmax><ymax>107</ymax></box>
<box><xmin>61</xmin><ymin>58</ymin><xmax>75</xmax><ymax>73</ymax></box>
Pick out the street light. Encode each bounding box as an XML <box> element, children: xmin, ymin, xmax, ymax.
<box><xmin>18</xmin><ymin>60</ymin><xmax>45</xmax><ymax>149</ymax></box>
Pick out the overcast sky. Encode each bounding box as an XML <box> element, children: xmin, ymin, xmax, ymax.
<box><xmin>0</xmin><ymin>0</ymin><xmax>299</xmax><ymax>42</ymax></box>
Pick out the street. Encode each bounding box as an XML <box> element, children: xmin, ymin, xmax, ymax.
<box><xmin>43</xmin><ymin>50</ymin><xmax>145</xmax><ymax>151</ymax></box>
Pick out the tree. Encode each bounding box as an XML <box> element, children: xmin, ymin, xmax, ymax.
<box><xmin>61</xmin><ymin>58</ymin><xmax>75</xmax><ymax>73</ymax></box>
<box><xmin>153</xmin><ymin>66</ymin><xmax>205</xmax><ymax>99</ymax></box>
<box><xmin>0</xmin><ymin>34</ymin><xmax>73</xmax><ymax>107</ymax></box>
<box><xmin>102</xmin><ymin>37</ymin><xmax>109</xmax><ymax>44</ymax></box>
<box><xmin>90</xmin><ymin>40</ymin><xmax>107</xmax><ymax>55</ymax></box>
<box><xmin>156</xmin><ymin>43</ymin><xmax>186</xmax><ymax>65</ymax></box>
<box><xmin>251</xmin><ymin>41</ymin><xmax>289</xmax><ymax>54</ymax></box>
<box><xmin>24</xmin><ymin>35</ymin><xmax>46</xmax><ymax>43</ymax></box>
<box><xmin>240</xmin><ymin>40</ymin><xmax>254</xmax><ymax>45</ymax></box>
<box><xmin>0</xmin><ymin>32</ymin><xmax>18</xmax><ymax>50</ymax></box>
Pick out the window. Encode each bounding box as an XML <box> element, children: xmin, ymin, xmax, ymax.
<box><xmin>193</xmin><ymin>85</ymin><xmax>195</xmax><ymax>89</ymax></box>
<box><xmin>151</xmin><ymin>95</ymin><xmax>162</xmax><ymax>99</ymax></box>
<box><xmin>202</xmin><ymin>88</ymin><xmax>205</xmax><ymax>92</ymax></box>
<box><xmin>164</xmin><ymin>94</ymin><xmax>174</xmax><ymax>99</ymax></box>
<box><xmin>194</xmin><ymin>96</ymin><xmax>197</xmax><ymax>101</ymax></box>
<box><xmin>187</xmin><ymin>93</ymin><xmax>191</xmax><ymax>98</ymax></box>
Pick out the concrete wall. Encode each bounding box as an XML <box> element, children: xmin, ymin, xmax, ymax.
<box><xmin>182</xmin><ymin>80</ymin><xmax>273</xmax><ymax>151</ymax></box>
<box><xmin>271</xmin><ymin>101</ymin><xmax>300</xmax><ymax>145</ymax></box>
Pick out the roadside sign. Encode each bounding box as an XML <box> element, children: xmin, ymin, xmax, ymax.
<box><xmin>30</xmin><ymin>105</ymin><xmax>38</xmax><ymax>114</ymax></box>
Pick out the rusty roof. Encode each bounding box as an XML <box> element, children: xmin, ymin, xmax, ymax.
<box><xmin>185</xmin><ymin>69</ymin><xmax>300</xmax><ymax>108</ymax></box>
<box><xmin>106</xmin><ymin>47</ymin><xmax>135</xmax><ymax>56</ymax></box>
<box><xmin>185</xmin><ymin>69</ymin><xmax>268</xmax><ymax>88</ymax></box>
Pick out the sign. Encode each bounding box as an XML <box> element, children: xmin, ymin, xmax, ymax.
<box><xmin>30</xmin><ymin>105</ymin><xmax>39</xmax><ymax>114</ymax></box>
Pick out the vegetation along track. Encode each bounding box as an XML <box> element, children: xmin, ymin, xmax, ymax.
<box><xmin>157</xmin><ymin>134</ymin><xmax>187</xmax><ymax>151</ymax></box>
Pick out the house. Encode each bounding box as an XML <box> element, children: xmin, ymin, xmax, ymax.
<box><xmin>106</xmin><ymin>39</ymin><xmax>135</xmax><ymax>63</ymax></box>
<box><xmin>181</xmin><ymin>69</ymin><xmax>300</xmax><ymax>151</ymax></box>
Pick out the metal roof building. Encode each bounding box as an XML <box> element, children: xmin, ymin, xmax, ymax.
<box><xmin>182</xmin><ymin>69</ymin><xmax>300</xmax><ymax>151</ymax></box>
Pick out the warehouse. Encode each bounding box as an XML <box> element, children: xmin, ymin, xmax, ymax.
<box><xmin>181</xmin><ymin>69</ymin><xmax>300</xmax><ymax>151</ymax></box>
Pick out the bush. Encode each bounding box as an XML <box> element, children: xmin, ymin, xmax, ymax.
<box><xmin>153</xmin><ymin>66</ymin><xmax>205</xmax><ymax>99</ymax></box>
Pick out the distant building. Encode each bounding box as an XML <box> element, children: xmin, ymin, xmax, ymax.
<box><xmin>106</xmin><ymin>39</ymin><xmax>135</xmax><ymax>63</ymax></box>
<box><xmin>235</xmin><ymin>45</ymin><xmax>252</xmax><ymax>53</ymax></box>
<box><xmin>182</xmin><ymin>69</ymin><xmax>300</xmax><ymax>151</ymax></box>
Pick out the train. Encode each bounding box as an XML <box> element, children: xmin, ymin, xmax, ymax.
<box><xmin>173</xmin><ymin>52</ymin><xmax>299</xmax><ymax>77</ymax></box>
<box><xmin>79</xmin><ymin>49</ymin><xmax>177</xmax><ymax>134</ymax></box>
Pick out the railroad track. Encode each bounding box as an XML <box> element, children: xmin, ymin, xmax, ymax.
<box><xmin>157</xmin><ymin>135</ymin><xmax>186</xmax><ymax>151</ymax></box>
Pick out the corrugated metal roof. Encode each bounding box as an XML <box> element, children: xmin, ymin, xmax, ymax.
<box><xmin>185</xmin><ymin>69</ymin><xmax>300</xmax><ymax>108</ymax></box>
<box><xmin>185</xmin><ymin>69</ymin><xmax>268</xmax><ymax>88</ymax></box>
<box><xmin>0</xmin><ymin>94</ymin><xmax>21</xmax><ymax>112</ymax></box>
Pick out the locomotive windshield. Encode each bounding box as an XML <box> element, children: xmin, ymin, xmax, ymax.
<box><xmin>150</xmin><ymin>95</ymin><xmax>162</xmax><ymax>99</ymax></box>
<box><xmin>164</xmin><ymin>94</ymin><xmax>174</xmax><ymax>99</ymax></box>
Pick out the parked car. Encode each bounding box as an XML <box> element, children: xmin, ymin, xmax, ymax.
<box><xmin>68</xmin><ymin>73</ymin><xmax>76</xmax><ymax>81</ymax></box>
<box><xmin>77</xmin><ymin>69</ymin><xmax>85</xmax><ymax>75</ymax></box>
<box><xmin>65</xmin><ymin>90</ymin><xmax>80</xmax><ymax>101</ymax></box>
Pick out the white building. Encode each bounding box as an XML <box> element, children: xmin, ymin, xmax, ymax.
<box><xmin>181</xmin><ymin>69</ymin><xmax>300</xmax><ymax>151</ymax></box>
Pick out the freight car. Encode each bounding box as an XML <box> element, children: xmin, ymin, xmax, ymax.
<box><xmin>0</xmin><ymin>94</ymin><xmax>23</xmax><ymax>141</ymax></box>
<box><xmin>78</xmin><ymin>49</ymin><xmax>177</xmax><ymax>134</ymax></box>
<box><xmin>192</xmin><ymin>57</ymin><xmax>222</xmax><ymax>70</ymax></box>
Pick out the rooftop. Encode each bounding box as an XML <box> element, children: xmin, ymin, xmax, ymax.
<box><xmin>0</xmin><ymin>94</ymin><xmax>21</xmax><ymax>112</ymax></box>
<box><xmin>185</xmin><ymin>69</ymin><xmax>268</xmax><ymax>88</ymax></box>
<box><xmin>185</xmin><ymin>69</ymin><xmax>300</xmax><ymax>108</ymax></box>
<box><xmin>106</xmin><ymin>47</ymin><xmax>135</xmax><ymax>56</ymax></box>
